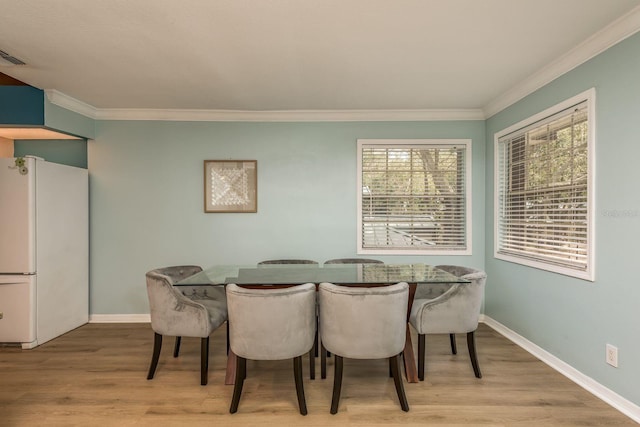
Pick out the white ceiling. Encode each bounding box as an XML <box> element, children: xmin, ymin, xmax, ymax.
<box><xmin>1</xmin><ymin>0</ymin><xmax>640</xmax><ymax>119</ymax></box>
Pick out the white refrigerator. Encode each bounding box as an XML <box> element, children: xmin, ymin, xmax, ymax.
<box><xmin>0</xmin><ymin>156</ymin><xmax>88</xmax><ymax>349</ymax></box>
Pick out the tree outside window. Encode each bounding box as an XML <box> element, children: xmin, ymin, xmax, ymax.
<box><xmin>495</xmin><ymin>89</ymin><xmax>595</xmax><ymax>281</ymax></box>
<box><xmin>357</xmin><ymin>139</ymin><xmax>471</xmax><ymax>255</ymax></box>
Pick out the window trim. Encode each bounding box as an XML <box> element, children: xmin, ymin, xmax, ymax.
<box><xmin>357</xmin><ymin>139</ymin><xmax>472</xmax><ymax>256</ymax></box>
<box><xmin>493</xmin><ymin>88</ymin><xmax>596</xmax><ymax>281</ymax></box>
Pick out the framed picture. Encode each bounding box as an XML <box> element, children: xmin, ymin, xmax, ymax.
<box><xmin>204</xmin><ymin>160</ymin><xmax>257</xmax><ymax>213</ymax></box>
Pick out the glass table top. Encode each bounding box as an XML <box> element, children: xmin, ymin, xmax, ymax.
<box><xmin>175</xmin><ymin>263</ymin><xmax>469</xmax><ymax>286</ymax></box>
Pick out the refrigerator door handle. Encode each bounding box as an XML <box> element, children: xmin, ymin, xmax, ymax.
<box><xmin>0</xmin><ymin>275</ymin><xmax>35</xmax><ymax>285</ymax></box>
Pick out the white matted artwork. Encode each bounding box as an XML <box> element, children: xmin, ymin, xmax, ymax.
<box><xmin>204</xmin><ymin>160</ymin><xmax>257</xmax><ymax>213</ymax></box>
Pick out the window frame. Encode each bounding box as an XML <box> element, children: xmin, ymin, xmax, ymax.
<box><xmin>357</xmin><ymin>139</ymin><xmax>472</xmax><ymax>256</ymax></box>
<box><xmin>493</xmin><ymin>88</ymin><xmax>596</xmax><ymax>281</ymax></box>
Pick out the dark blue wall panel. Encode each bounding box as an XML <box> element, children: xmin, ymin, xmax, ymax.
<box><xmin>0</xmin><ymin>86</ymin><xmax>45</xmax><ymax>125</ymax></box>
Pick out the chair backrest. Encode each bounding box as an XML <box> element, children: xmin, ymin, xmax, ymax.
<box><xmin>146</xmin><ymin>268</ymin><xmax>212</xmax><ymax>338</ymax></box>
<box><xmin>257</xmin><ymin>259</ymin><xmax>318</xmax><ymax>265</ymax></box>
<box><xmin>435</xmin><ymin>265</ymin><xmax>480</xmax><ymax>279</ymax></box>
<box><xmin>226</xmin><ymin>283</ymin><xmax>317</xmax><ymax>360</ymax></box>
<box><xmin>324</xmin><ymin>258</ymin><xmax>383</xmax><ymax>264</ymax></box>
<box><xmin>155</xmin><ymin>265</ymin><xmax>203</xmax><ymax>282</ymax></box>
<box><xmin>436</xmin><ymin>266</ymin><xmax>486</xmax><ymax>318</ymax></box>
<box><xmin>416</xmin><ymin>265</ymin><xmax>486</xmax><ymax>333</ymax></box>
<box><xmin>319</xmin><ymin>282</ymin><xmax>408</xmax><ymax>359</ymax></box>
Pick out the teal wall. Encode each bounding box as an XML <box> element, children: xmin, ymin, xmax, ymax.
<box><xmin>44</xmin><ymin>97</ymin><xmax>95</xmax><ymax>139</ymax></box>
<box><xmin>485</xmin><ymin>32</ymin><xmax>640</xmax><ymax>405</ymax></box>
<box><xmin>14</xmin><ymin>139</ymin><xmax>87</xmax><ymax>168</ymax></box>
<box><xmin>89</xmin><ymin>120</ymin><xmax>486</xmax><ymax>315</ymax></box>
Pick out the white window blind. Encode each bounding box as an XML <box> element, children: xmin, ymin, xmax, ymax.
<box><xmin>357</xmin><ymin>139</ymin><xmax>471</xmax><ymax>255</ymax></box>
<box><xmin>496</xmin><ymin>97</ymin><xmax>593</xmax><ymax>277</ymax></box>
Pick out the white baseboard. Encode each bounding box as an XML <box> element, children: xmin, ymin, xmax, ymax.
<box><xmin>481</xmin><ymin>315</ymin><xmax>640</xmax><ymax>424</ymax></box>
<box><xmin>89</xmin><ymin>314</ymin><xmax>150</xmax><ymax>323</ymax></box>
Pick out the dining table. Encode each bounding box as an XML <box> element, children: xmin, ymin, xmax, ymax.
<box><xmin>175</xmin><ymin>263</ymin><xmax>469</xmax><ymax>385</ymax></box>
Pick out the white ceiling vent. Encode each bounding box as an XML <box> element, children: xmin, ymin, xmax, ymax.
<box><xmin>0</xmin><ymin>49</ymin><xmax>26</xmax><ymax>66</ymax></box>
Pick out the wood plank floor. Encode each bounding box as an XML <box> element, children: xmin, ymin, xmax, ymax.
<box><xmin>0</xmin><ymin>323</ymin><xmax>635</xmax><ymax>426</ymax></box>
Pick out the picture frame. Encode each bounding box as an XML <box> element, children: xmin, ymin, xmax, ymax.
<box><xmin>204</xmin><ymin>160</ymin><xmax>257</xmax><ymax>213</ymax></box>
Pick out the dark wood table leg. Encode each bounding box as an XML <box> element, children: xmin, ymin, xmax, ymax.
<box><xmin>225</xmin><ymin>348</ymin><xmax>237</xmax><ymax>385</ymax></box>
<box><xmin>403</xmin><ymin>326</ymin><xmax>418</xmax><ymax>383</ymax></box>
<box><xmin>402</xmin><ymin>283</ymin><xmax>418</xmax><ymax>383</ymax></box>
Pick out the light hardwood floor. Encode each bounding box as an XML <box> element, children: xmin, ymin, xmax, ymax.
<box><xmin>0</xmin><ymin>323</ymin><xmax>635</xmax><ymax>426</ymax></box>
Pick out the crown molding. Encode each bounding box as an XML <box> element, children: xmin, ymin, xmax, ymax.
<box><xmin>484</xmin><ymin>5</ymin><xmax>640</xmax><ymax>118</ymax></box>
<box><xmin>44</xmin><ymin>89</ymin><xmax>98</xmax><ymax>118</ymax></box>
<box><xmin>45</xmin><ymin>90</ymin><xmax>484</xmax><ymax>121</ymax></box>
<box><xmin>93</xmin><ymin>107</ymin><xmax>485</xmax><ymax>122</ymax></box>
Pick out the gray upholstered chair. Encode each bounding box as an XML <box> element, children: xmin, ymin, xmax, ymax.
<box><xmin>257</xmin><ymin>259</ymin><xmax>318</xmax><ymax>265</ymax></box>
<box><xmin>409</xmin><ymin>265</ymin><xmax>486</xmax><ymax>380</ymax></box>
<box><xmin>146</xmin><ymin>266</ymin><xmax>227</xmax><ymax>385</ymax></box>
<box><xmin>318</xmin><ymin>282</ymin><xmax>409</xmax><ymax>414</ymax></box>
<box><xmin>257</xmin><ymin>259</ymin><xmax>319</xmax><ymax>363</ymax></box>
<box><xmin>226</xmin><ymin>283</ymin><xmax>317</xmax><ymax>415</ymax></box>
<box><xmin>169</xmin><ymin>266</ymin><xmax>229</xmax><ymax>356</ymax></box>
<box><xmin>323</xmin><ymin>258</ymin><xmax>383</xmax><ymax>264</ymax></box>
<box><xmin>319</xmin><ymin>258</ymin><xmax>384</xmax><ymax>376</ymax></box>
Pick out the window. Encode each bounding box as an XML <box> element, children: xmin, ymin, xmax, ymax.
<box><xmin>494</xmin><ymin>89</ymin><xmax>595</xmax><ymax>280</ymax></box>
<box><xmin>357</xmin><ymin>139</ymin><xmax>471</xmax><ymax>255</ymax></box>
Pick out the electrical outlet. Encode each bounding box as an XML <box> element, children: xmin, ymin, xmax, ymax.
<box><xmin>606</xmin><ymin>344</ymin><xmax>618</xmax><ymax>367</ymax></box>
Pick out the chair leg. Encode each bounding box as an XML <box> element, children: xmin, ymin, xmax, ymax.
<box><xmin>309</xmin><ymin>347</ymin><xmax>315</xmax><ymax>380</ymax></box>
<box><xmin>321</xmin><ymin>342</ymin><xmax>327</xmax><ymax>379</ymax></box>
<box><xmin>200</xmin><ymin>337</ymin><xmax>209</xmax><ymax>386</ymax></box>
<box><xmin>314</xmin><ymin>318</ymin><xmax>319</xmax><ymax>357</ymax></box>
<box><xmin>418</xmin><ymin>334</ymin><xmax>425</xmax><ymax>381</ymax></box>
<box><xmin>293</xmin><ymin>356</ymin><xmax>308</xmax><ymax>415</ymax></box>
<box><xmin>388</xmin><ymin>352</ymin><xmax>403</xmax><ymax>377</ymax></box>
<box><xmin>173</xmin><ymin>336</ymin><xmax>182</xmax><ymax>357</ymax></box>
<box><xmin>467</xmin><ymin>331</ymin><xmax>482</xmax><ymax>378</ymax></box>
<box><xmin>229</xmin><ymin>356</ymin><xmax>247</xmax><ymax>413</ymax></box>
<box><xmin>450</xmin><ymin>333</ymin><xmax>457</xmax><ymax>354</ymax></box>
<box><xmin>330</xmin><ymin>355</ymin><xmax>344</xmax><ymax>414</ymax></box>
<box><xmin>390</xmin><ymin>354</ymin><xmax>410</xmax><ymax>412</ymax></box>
<box><xmin>147</xmin><ymin>332</ymin><xmax>162</xmax><ymax>380</ymax></box>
